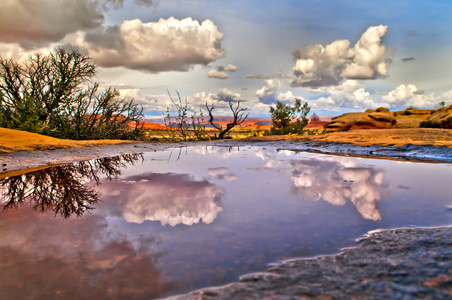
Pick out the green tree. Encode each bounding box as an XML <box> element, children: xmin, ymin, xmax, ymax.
<box><xmin>0</xmin><ymin>48</ymin><xmax>144</xmax><ymax>140</ymax></box>
<box><xmin>268</xmin><ymin>99</ymin><xmax>310</xmax><ymax>135</ymax></box>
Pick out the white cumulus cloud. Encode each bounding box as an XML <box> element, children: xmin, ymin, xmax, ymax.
<box><xmin>382</xmin><ymin>84</ymin><xmax>424</xmax><ymax>107</ymax></box>
<box><xmin>77</xmin><ymin>17</ymin><xmax>225</xmax><ymax>72</ymax></box>
<box><xmin>291</xmin><ymin>25</ymin><xmax>390</xmax><ymax>87</ymax></box>
<box><xmin>256</xmin><ymin>79</ymin><xmax>295</xmax><ymax>104</ymax></box>
<box><xmin>208</xmin><ymin>64</ymin><xmax>238</xmax><ymax>79</ymax></box>
<box><xmin>208</xmin><ymin>70</ymin><xmax>229</xmax><ymax>79</ymax></box>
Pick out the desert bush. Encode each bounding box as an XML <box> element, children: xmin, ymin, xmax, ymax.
<box><xmin>0</xmin><ymin>48</ymin><xmax>144</xmax><ymax>140</ymax></box>
<box><xmin>420</xmin><ymin>120</ymin><xmax>441</xmax><ymax>128</ymax></box>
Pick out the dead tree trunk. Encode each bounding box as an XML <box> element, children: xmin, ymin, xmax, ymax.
<box><xmin>206</xmin><ymin>101</ymin><xmax>249</xmax><ymax>139</ymax></box>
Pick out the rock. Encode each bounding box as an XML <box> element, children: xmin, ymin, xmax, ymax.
<box><xmin>375</xmin><ymin>107</ymin><xmax>390</xmax><ymax>113</ymax></box>
<box><xmin>425</xmin><ymin>105</ymin><xmax>452</xmax><ymax>129</ymax></box>
<box><xmin>168</xmin><ymin>227</ymin><xmax>452</xmax><ymax>300</ymax></box>
<box><xmin>368</xmin><ymin>112</ymin><xmax>396</xmax><ymax>124</ymax></box>
<box><xmin>401</xmin><ymin>108</ymin><xmax>432</xmax><ymax>116</ymax></box>
<box><xmin>325</xmin><ymin>112</ymin><xmax>396</xmax><ymax>132</ymax></box>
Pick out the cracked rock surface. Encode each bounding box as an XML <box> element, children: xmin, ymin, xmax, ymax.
<box><xmin>166</xmin><ymin>227</ymin><xmax>452</xmax><ymax>300</ymax></box>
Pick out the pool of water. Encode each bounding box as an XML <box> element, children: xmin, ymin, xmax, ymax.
<box><xmin>1</xmin><ymin>145</ymin><xmax>451</xmax><ymax>299</ymax></box>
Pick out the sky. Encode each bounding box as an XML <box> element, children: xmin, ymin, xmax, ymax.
<box><xmin>1</xmin><ymin>0</ymin><xmax>452</xmax><ymax>117</ymax></box>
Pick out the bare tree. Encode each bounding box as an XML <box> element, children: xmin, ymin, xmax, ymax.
<box><xmin>206</xmin><ymin>101</ymin><xmax>249</xmax><ymax>139</ymax></box>
<box><xmin>164</xmin><ymin>90</ymin><xmax>207</xmax><ymax>141</ymax></box>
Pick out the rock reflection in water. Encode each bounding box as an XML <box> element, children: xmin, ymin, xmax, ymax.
<box><xmin>0</xmin><ymin>153</ymin><xmax>142</xmax><ymax>218</ymax></box>
<box><xmin>99</xmin><ymin>173</ymin><xmax>225</xmax><ymax>226</ymax></box>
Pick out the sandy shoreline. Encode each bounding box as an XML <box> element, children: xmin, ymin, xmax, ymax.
<box><xmin>1</xmin><ymin>128</ymin><xmax>452</xmax><ymax>176</ymax></box>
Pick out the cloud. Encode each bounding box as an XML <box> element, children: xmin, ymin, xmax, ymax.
<box><xmin>0</xmin><ymin>0</ymin><xmax>102</xmax><ymax>49</ymax></box>
<box><xmin>307</xmin><ymin>80</ymin><xmax>379</xmax><ymax>110</ymax></box>
<box><xmin>77</xmin><ymin>17</ymin><xmax>225</xmax><ymax>72</ymax></box>
<box><xmin>223</xmin><ymin>64</ymin><xmax>238</xmax><ymax>72</ymax></box>
<box><xmin>291</xmin><ymin>25</ymin><xmax>390</xmax><ymax>87</ymax></box>
<box><xmin>208</xmin><ymin>64</ymin><xmax>238</xmax><ymax>79</ymax></box>
<box><xmin>192</xmin><ymin>88</ymin><xmax>244</xmax><ymax>110</ymax></box>
<box><xmin>246</xmin><ymin>71</ymin><xmax>293</xmax><ymax>80</ymax></box>
<box><xmin>208</xmin><ymin>70</ymin><xmax>229</xmax><ymax>79</ymax></box>
<box><xmin>255</xmin><ymin>78</ymin><xmax>452</xmax><ymax>111</ymax></box>
<box><xmin>117</xmin><ymin>88</ymin><xmax>168</xmax><ymax>112</ymax></box>
<box><xmin>99</xmin><ymin>0</ymin><xmax>157</xmax><ymax>9</ymax></box>
<box><xmin>99</xmin><ymin>173</ymin><xmax>224</xmax><ymax>227</ymax></box>
<box><xmin>381</xmin><ymin>84</ymin><xmax>434</xmax><ymax>108</ymax></box>
<box><xmin>256</xmin><ymin>79</ymin><xmax>295</xmax><ymax>104</ymax></box>
<box><xmin>401</xmin><ymin>57</ymin><xmax>415</xmax><ymax>62</ymax></box>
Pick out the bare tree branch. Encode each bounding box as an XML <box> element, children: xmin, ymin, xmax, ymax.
<box><xmin>206</xmin><ymin>101</ymin><xmax>249</xmax><ymax>139</ymax></box>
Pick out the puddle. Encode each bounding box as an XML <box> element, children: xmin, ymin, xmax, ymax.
<box><xmin>1</xmin><ymin>145</ymin><xmax>451</xmax><ymax>299</ymax></box>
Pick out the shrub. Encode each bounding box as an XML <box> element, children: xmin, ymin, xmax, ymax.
<box><xmin>420</xmin><ymin>120</ymin><xmax>440</xmax><ymax>128</ymax></box>
<box><xmin>0</xmin><ymin>48</ymin><xmax>144</xmax><ymax>140</ymax></box>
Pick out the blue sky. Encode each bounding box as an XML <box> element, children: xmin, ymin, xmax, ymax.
<box><xmin>1</xmin><ymin>0</ymin><xmax>452</xmax><ymax>117</ymax></box>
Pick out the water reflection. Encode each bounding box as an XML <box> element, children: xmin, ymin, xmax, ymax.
<box><xmin>291</xmin><ymin>160</ymin><xmax>386</xmax><ymax>220</ymax></box>
<box><xmin>0</xmin><ymin>210</ymin><xmax>177</xmax><ymax>299</ymax></box>
<box><xmin>99</xmin><ymin>173</ymin><xmax>225</xmax><ymax>226</ymax></box>
<box><xmin>0</xmin><ymin>145</ymin><xmax>450</xmax><ymax>298</ymax></box>
<box><xmin>208</xmin><ymin>167</ymin><xmax>237</xmax><ymax>181</ymax></box>
<box><xmin>250</xmin><ymin>150</ymin><xmax>387</xmax><ymax>221</ymax></box>
<box><xmin>0</xmin><ymin>154</ymin><xmax>142</xmax><ymax>218</ymax></box>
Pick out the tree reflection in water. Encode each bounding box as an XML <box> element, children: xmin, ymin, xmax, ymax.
<box><xmin>0</xmin><ymin>153</ymin><xmax>143</xmax><ymax>218</ymax></box>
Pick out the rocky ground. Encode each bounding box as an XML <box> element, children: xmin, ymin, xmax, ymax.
<box><xmin>166</xmin><ymin>227</ymin><xmax>452</xmax><ymax>300</ymax></box>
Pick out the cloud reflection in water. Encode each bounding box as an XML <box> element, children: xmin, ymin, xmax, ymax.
<box><xmin>0</xmin><ymin>210</ymin><xmax>177</xmax><ymax>299</ymax></box>
<box><xmin>291</xmin><ymin>160</ymin><xmax>386</xmax><ymax>220</ymax></box>
<box><xmin>251</xmin><ymin>150</ymin><xmax>387</xmax><ymax>221</ymax></box>
<box><xmin>100</xmin><ymin>173</ymin><xmax>225</xmax><ymax>226</ymax></box>
<box><xmin>208</xmin><ymin>167</ymin><xmax>237</xmax><ymax>181</ymax></box>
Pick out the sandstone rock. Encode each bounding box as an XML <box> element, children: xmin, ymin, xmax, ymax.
<box><xmin>375</xmin><ymin>107</ymin><xmax>390</xmax><ymax>113</ymax></box>
<box><xmin>401</xmin><ymin>108</ymin><xmax>432</xmax><ymax>115</ymax></box>
<box><xmin>325</xmin><ymin>112</ymin><xmax>396</xmax><ymax>132</ymax></box>
<box><xmin>425</xmin><ymin>105</ymin><xmax>452</xmax><ymax>129</ymax></box>
<box><xmin>368</xmin><ymin>112</ymin><xmax>396</xmax><ymax>123</ymax></box>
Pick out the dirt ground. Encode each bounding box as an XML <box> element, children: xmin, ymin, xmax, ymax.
<box><xmin>243</xmin><ymin>128</ymin><xmax>452</xmax><ymax>148</ymax></box>
<box><xmin>1</xmin><ymin>128</ymin><xmax>451</xmax><ymax>154</ymax></box>
<box><xmin>0</xmin><ymin>128</ymin><xmax>136</xmax><ymax>153</ymax></box>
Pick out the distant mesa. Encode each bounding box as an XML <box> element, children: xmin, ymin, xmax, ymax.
<box><xmin>305</xmin><ymin>113</ymin><xmax>330</xmax><ymax>129</ymax></box>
